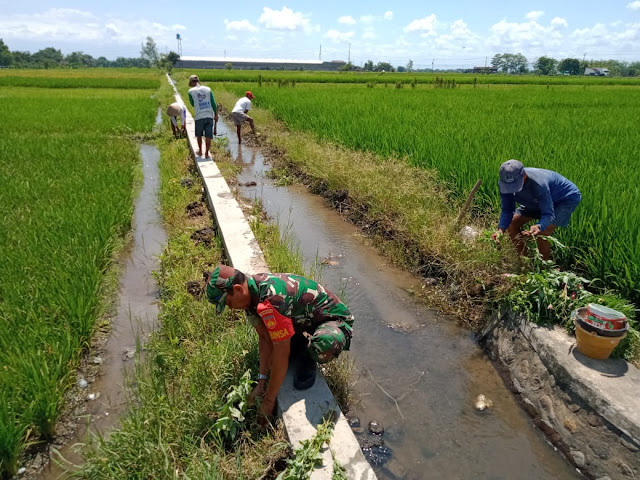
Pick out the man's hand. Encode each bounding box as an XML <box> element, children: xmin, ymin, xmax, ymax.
<box><xmin>249</xmin><ymin>380</ymin><xmax>266</xmax><ymax>405</ymax></box>
<box><xmin>214</xmin><ymin>114</ymin><xmax>219</xmax><ymax>121</ymax></box>
<box><xmin>525</xmin><ymin>224</ymin><xmax>541</xmax><ymax>236</ymax></box>
<box><xmin>258</xmin><ymin>396</ymin><xmax>275</xmax><ymax>426</ymax></box>
<box><xmin>491</xmin><ymin>230</ymin><xmax>504</xmax><ymax>243</ymax></box>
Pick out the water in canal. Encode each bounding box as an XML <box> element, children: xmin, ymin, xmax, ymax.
<box><xmin>215</xmin><ymin>120</ymin><xmax>578</xmax><ymax>480</ymax></box>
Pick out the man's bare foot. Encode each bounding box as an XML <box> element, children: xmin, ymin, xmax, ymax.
<box><xmin>196</xmin><ymin>150</ymin><xmax>202</xmax><ymax>156</ymax></box>
<box><xmin>205</xmin><ymin>153</ymin><xmax>211</xmax><ymax>159</ymax></box>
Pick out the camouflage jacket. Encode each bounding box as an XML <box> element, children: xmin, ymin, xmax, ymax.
<box><xmin>246</xmin><ymin>273</ymin><xmax>354</xmax><ymax>334</ymax></box>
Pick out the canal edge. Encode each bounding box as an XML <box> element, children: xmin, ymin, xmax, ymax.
<box><xmin>165</xmin><ymin>73</ymin><xmax>377</xmax><ymax>480</ymax></box>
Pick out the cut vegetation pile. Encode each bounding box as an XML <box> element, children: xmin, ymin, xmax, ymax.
<box><xmin>0</xmin><ymin>75</ymin><xmax>156</xmax><ymax>477</ymax></box>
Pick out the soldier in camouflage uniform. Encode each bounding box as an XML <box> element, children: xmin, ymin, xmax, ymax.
<box><xmin>206</xmin><ymin>264</ymin><xmax>354</xmax><ymax>421</ymax></box>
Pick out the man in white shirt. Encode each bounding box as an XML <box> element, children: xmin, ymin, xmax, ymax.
<box><xmin>188</xmin><ymin>75</ymin><xmax>218</xmax><ymax>158</ymax></box>
<box><xmin>231</xmin><ymin>91</ymin><xmax>256</xmax><ymax>144</ymax></box>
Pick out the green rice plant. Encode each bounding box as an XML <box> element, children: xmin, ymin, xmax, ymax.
<box><xmin>0</xmin><ymin>85</ymin><xmax>156</xmax><ymax>477</ymax></box>
<box><xmin>0</xmin><ymin>69</ymin><xmax>160</xmax><ymax>89</ymax></box>
<box><xmin>179</xmin><ymin>69</ymin><xmax>640</xmax><ymax>86</ymax></box>
<box><xmin>0</xmin><ymin>389</ymin><xmax>32</xmax><ymax>479</ymax></box>
<box><xmin>216</xmin><ymin>83</ymin><xmax>640</xmax><ymax>303</ymax></box>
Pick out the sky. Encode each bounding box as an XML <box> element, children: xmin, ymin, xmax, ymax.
<box><xmin>2</xmin><ymin>0</ymin><xmax>640</xmax><ymax>69</ymax></box>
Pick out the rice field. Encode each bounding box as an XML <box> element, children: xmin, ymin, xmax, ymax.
<box><xmin>0</xmin><ymin>69</ymin><xmax>160</xmax><ymax>89</ymax></box>
<box><xmin>222</xmin><ymin>82</ymin><xmax>640</xmax><ymax>301</ymax></box>
<box><xmin>189</xmin><ymin>68</ymin><xmax>640</xmax><ymax>86</ymax></box>
<box><xmin>0</xmin><ymin>78</ymin><xmax>156</xmax><ymax>476</ymax></box>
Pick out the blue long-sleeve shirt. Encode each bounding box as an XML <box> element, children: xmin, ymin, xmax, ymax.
<box><xmin>498</xmin><ymin>168</ymin><xmax>581</xmax><ymax>231</ymax></box>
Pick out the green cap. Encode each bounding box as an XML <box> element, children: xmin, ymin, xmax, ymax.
<box><xmin>206</xmin><ymin>265</ymin><xmax>235</xmax><ymax>313</ymax></box>
<box><xmin>308</xmin><ymin>321</ymin><xmax>350</xmax><ymax>364</ymax></box>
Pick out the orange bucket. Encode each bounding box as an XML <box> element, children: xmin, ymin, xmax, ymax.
<box><xmin>573</xmin><ymin>320</ymin><xmax>627</xmax><ymax>360</ymax></box>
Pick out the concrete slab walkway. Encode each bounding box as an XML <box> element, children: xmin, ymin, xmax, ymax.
<box><xmin>166</xmin><ymin>74</ymin><xmax>376</xmax><ymax>479</ymax></box>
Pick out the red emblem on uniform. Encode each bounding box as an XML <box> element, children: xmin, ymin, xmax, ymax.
<box><xmin>257</xmin><ymin>300</ymin><xmax>294</xmax><ymax>342</ymax></box>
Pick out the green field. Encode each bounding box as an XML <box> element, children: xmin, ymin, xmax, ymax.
<box><xmin>187</xmin><ymin>68</ymin><xmax>640</xmax><ymax>86</ymax></box>
<box><xmin>216</xmin><ymin>82</ymin><xmax>640</xmax><ymax>301</ymax></box>
<box><xmin>0</xmin><ymin>69</ymin><xmax>160</xmax><ymax>89</ymax></box>
<box><xmin>0</xmin><ymin>80</ymin><xmax>156</xmax><ymax>476</ymax></box>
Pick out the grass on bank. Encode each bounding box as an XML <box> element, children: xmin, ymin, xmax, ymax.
<box><xmin>0</xmin><ymin>85</ymin><xmax>156</xmax><ymax>478</ymax></box>
<box><xmin>78</xmin><ymin>125</ymin><xmax>289</xmax><ymax>478</ymax></box>
<box><xmin>79</xmin><ymin>87</ymin><xmax>354</xmax><ymax>478</ymax></box>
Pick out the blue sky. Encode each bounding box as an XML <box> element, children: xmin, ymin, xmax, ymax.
<box><xmin>2</xmin><ymin>0</ymin><xmax>640</xmax><ymax>68</ymax></box>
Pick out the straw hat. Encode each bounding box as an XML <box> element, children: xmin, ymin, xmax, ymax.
<box><xmin>166</xmin><ymin>103</ymin><xmax>182</xmax><ymax>117</ymax></box>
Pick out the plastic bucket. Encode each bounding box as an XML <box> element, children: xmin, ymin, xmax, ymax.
<box><xmin>586</xmin><ymin>303</ymin><xmax>627</xmax><ymax>330</ymax></box>
<box><xmin>572</xmin><ymin>308</ymin><xmax>628</xmax><ymax>338</ymax></box>
<box><xmin>573</xmin><ymin>319</ymin><xmax>627</xmax><ymax>360</ymax></box>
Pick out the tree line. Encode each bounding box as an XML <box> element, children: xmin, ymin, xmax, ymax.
<box><xmin>0</xmin><ymin>37</ymin><xmax>180</xmax><ymax>71</ymax></box>
<box><xmin>492</xmin><ymin>53</ymin><xmax>640</xmax><ymax>76</ymax></box>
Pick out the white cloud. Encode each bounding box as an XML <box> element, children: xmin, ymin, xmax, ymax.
<box><xmin>224</xmin><ymin>19</ymin><xmax>258</xmax><ymax>32</ymax></box>
<box><xmin>225</xmin><ymin>34</ymin><xmax>238</xmax><ymax>41</ymax></box>
<box><xmin>551</xmin><ymin>17</ymin><xmax>568</xmax><ymax>28</ymax></box>
<box><xmin>363</xmin><ymin>30</ymin><xmax>376</xmax><ymax>40</ymax></box>
<box><xmin>525</xmin><ymin>10</ymin><xmax>544</xmax><ymax>21</ymax></box>
<box><xmin>338</xmin><ymin>15</ymin><xmax>356</xmax><ymax>25</ymax></box>
<box><xmin>404</xmin><ymin>14</ymin><xmax>438</xmax><ymax>36</ymax></box>
<box><xmin>324</xmin><ymin>29</ymin><xmax>354</xmax><ymax>43</ymax></box>
<box><xmin>627</xmin><ymin>1</ymin><xmax>640</xmax><ymax>10</ymax></box>
<box><xmin>259</xmin><ymin>6</ymin><xmax>312</xmax><ymax>32</ymax></box>
<box><xmin>0</xmin><ymin>8</ymin><xmax>185</xmax><ymax>45</ymax></box>
<box><xmin>360</xmin><ymin>12</ymin><xmax>392</xmax><ymax>23</ymax></box>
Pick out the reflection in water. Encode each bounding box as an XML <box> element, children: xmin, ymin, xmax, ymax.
<box><xmin>214</xmin><ymin>117</ymin><xmax>577</xmax><ymax>480</ymax></box>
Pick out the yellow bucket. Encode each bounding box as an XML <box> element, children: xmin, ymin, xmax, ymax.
<box><xmin>573</xmin><ymin>320</ymin><xmax>627</xmax><ymax>360</ymax></box>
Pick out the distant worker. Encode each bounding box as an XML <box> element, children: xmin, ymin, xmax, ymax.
<box><xmin>491</xmin><ymin>159</ymin><xmax>581</xmax><ymax>260</ymax></box>
<box><xmin>231</xmin><ymin>91</ymin><xmax>256</xmax><ymax>144</ymax></box>
<box><xmin>187</xmin><ymin>75</ymin><xmax>218</xmax><ymax>159</ymax></box>
<box><xmin>206</xmin><ymin>265</ymin><xmax>354</xmax><ymax>423</ymax></box>
<box><xmin>166</xmin><ymin>102</ymin><xmax>186</xmax><ymax>138</ymax></box>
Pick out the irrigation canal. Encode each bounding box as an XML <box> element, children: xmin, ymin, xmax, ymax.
<box><xmin>39</xmin><ymin>141</ymin><xmax>167</xmax><ymax>479</ymax></box>
<box><xmin>216</xmin><ymin>118</ymin><xmax>578</xmax><ymax>479</ymax></box>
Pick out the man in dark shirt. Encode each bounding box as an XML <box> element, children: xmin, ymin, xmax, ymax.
<box><xmin>491</xmin><ymin>159</ymin><xmax>581</xmax><ymax>259</ymax></box>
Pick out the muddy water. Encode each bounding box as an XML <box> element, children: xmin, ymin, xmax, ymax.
<box><xmin>39</xmin><ymin>143</ymin><xmax>167</xmax><ymax>479</ymax></box>
<box><xmin>216</xmin><ymin>122</ymin><xmax>578</xmax><ymax>479</ymax></box>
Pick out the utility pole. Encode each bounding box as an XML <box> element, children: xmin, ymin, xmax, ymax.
<box><xmin>319</xmin><ymin>45</ymin><xmax>322</xmax><ymax>61</ymax></box>
<box><xmin>432</xmin><ymin>58</ymin><xmax>434</xmax><ymax>72</ymax></box>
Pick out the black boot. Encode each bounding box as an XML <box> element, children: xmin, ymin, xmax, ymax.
<box><xmin>294</xmin><ymin>351</ymin><xmax>317</xmax><ymax>390</ymax></box>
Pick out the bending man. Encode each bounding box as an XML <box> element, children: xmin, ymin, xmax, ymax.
<box><xmin>206</xmin><ymin>265</ymin><xmax>354</xmax><ymax>422</ymax></box>
<box><xmin>492</xmin><ymin>159</ymin><xmax>581</xmax><ymax>259</ymax></box>
<box><xmin>231</xmin><ymin>91</ymin><xmax>256</xmax><ymax>144</ymax></box>
<box><xmin>166</xmin><ymin>102</ymin><xmax>186</xmax><ymax>138</ymax></box>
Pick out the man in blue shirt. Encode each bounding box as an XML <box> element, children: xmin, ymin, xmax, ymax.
<box><xmin>491</xmin><ymin>159</ymin><xmax>581</xmax><ymax>259</ymax></box>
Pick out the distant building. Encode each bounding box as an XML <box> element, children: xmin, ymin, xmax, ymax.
<box><xmin>180</xmin><ymin>56</ymin><xmax>346</xmax><ymax>71</ymax></box>
<box><xmin>584</xmin><ymin>67</ymin><xmax>610</xmax><ymax>76</ymax></box>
